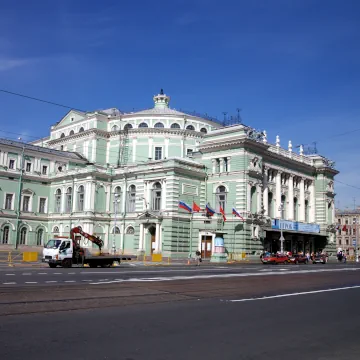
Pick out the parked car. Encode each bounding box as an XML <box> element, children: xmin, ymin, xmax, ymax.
<box><xmin>312</xmin><ymin>254</ymin><xmax>327</xmax><ymax>264</ymax></box>
<box><xmin>288</xmin><ymin>254</ymin><xmax>309</xmax><ymax>264</ymax></box>
<box><xmin>261</xmin><ymin>254</ymin><xmax>289</xmax><ymax>265</ymax></box>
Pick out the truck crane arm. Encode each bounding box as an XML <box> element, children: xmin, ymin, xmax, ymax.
<box><xmin>70</xmin><ymin>226</ymin><xmax>104</xmax><ymax>252</ymax></box>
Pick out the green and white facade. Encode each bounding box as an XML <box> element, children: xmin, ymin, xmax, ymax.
<box><xmin>0</xmin><ymin>91</ymin><xmax>339</xmax><ymax>259</ymax></box>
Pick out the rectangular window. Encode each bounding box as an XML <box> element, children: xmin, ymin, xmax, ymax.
<box><xmin>42</xmin><ymin>165</ymin><xmax>48</xmax><ymax>175</ymax></box>
<box><xmin>186</xmin><ymin>149</ymin><xmax>193</xmax><ymax>156</ymax></box>
<box><xmin>338</xmin><ymin>238</ymin><xmax>342</xmax><ymax>245</ymax></box>
<box><xmin>345</xmin><ymin>218</ymin><xmax>349</xmax><ymax>224</ymax></box>
<box><xmin>127</xmin><ymin>191</ymin><xmax>136</xmax><ymax>212</ymax></box>
<box><xmin>346</xmin><ymin>238</ymin><xmax>349</xmax><ymax>245</ymax></box>
<box><xmin>66</xmin><ymin>194</ymin><xmax>72</xmax><ymax>213</ymax></box>
<box><xmin>216</xmin><ymin>159</ymin><xmax>220</xmax><ymax>172</ymax></box>
<box><xmin>78</xmin><ymin>194</ymin><xmax>84</xmax><ymax>211</ymax></box>
<box><xmin>338</xmin><ymin>218</ymin><xmax>341</xmax><ymax>224</ymax></box>
<box><xmin>9</xmin><ymin>159</ymin><xmax>15</xmax><ymax>169</ymax></box>
<box><xmin>353</xmin><ymin>228</ymin><xmax>356</xmax><ymax>235</ymax></box>
<box><xmin>223</xmin><ymin>158</ymin><xmax>228</xmax><ymax>172</ymax></box>
<box><xmin>26</xmin><ymin>163</ymin><xmax>31</xmax><ymax>172</ymax></box>
<box><xmin>22</xmin><ymin>195</ymin><xmax>30</xmax><ymax>212</ymax></box>
<box><xmin>353</xmin><ymin>218</ymin><xmax>357</xmax><ymax>224</ymax></box>
<box><xmin>5</xmin><ymin>194</ymin><xmax>13</xmax><ymax>210</ymax></box>
<box><xmin>154</xmin><ymin>147</ymin><xmax>162</xmax><ymax>160</ymax></box>
<box><xmin>39</xmin><ymin>198</ymin><xmax>46</xmax><ymax>213</ymax></box>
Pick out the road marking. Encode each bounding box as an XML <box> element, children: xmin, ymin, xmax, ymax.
<box><xmin>64</xmin><ymin>280</ymin><xmax>76</xmax><ymax>283</ymax></box>
<box><xmin>38</xmin><ymin>273</ymin><xmax>47</xmax><ymax>275</ymax></box>
<box><xmin>68</xmin><ymin>272</ymin><xmax>75</xmax><ymax>275</ymax></box>
<box><xmin>82</xmin><ymin>268</ymin><xmax>230</xmax><ymax>275</ymax></box>
<box><xmin>5</xmin><ymin>274</ymin><xmax>15</xmax><ymax>276</ymax></box>
<box><xmin>3</xmin><ymin>282</ymin><xmax>16</xmax><ymax>285</ymax></box>
<box><xmin>22</xmin><ymin>273</ymin><xmax>32</xmax><ymax>275</ymax></box>
<box><xmin>45</xmin><ymin>281</ymin><xmax>58</xmax><ymax>283</ymax></box>
<box><xmin>229</xmin><ymin>285</ymin><xmax>360</xmax><ymax>302</ymax></box>
<box><xmin>54</xmin><ymin>273</ymin><xmax>62</xmax><ymax>275</ymax></box>
<box><xmin>25</xmin><ymin>282</ymin><xmax>38</xmax><ymax>284</ymax></box>
<box><xmin>89</xmin><ymin>267</ymin><xmax>360</xmax><ymax>285</ymax></box>
<box><xmin>82</xmin><ymin>279</ymin><xmax>93</xmax><ymax>282</ymax></box>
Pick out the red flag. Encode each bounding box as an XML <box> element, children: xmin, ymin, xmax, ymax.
<box><xmin>192</xmin><ymin>202</ymin><xmax>200</xmax><ymax>212</ymax></box>
<box><xmin>220</xmin><ymin>206</ymin><xmax>227</xmax><ymax>222</ymax></box>
<box><xmin>342</xmin><ymin>225</ymin><xmax>347</xmax><ymax>231</ymax></box>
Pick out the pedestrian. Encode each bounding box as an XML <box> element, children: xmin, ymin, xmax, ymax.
<box><xmin>195</xmin><ymin>250</ymin><xmax>202</xmax><ymax>266</ymax></box>
<box><xmin>343</xmin><ymin>252</ymin><xmax>347</xmax><ymax>263</ymax></box>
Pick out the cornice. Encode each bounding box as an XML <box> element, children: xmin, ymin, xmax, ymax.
<box><xmin>47</xmin><ymin>129</ymin><xmax>109</xmax><ymax>145</ymax></box>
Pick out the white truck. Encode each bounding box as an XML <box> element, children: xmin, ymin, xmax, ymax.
<box><xmin>42</xmin><ymin>226</ymin><xmax>121</xmax><ymax>268</ymax></box>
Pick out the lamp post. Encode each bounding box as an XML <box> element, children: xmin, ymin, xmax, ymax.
<box><xmin>278</xmin><ymin>202</ymin><xmax>285</xmax><ymax>254</ymax></box>
<box><xmin>112</xmin><ymin>193</ymin><xmax>121</xmax><ymax>254</ymax></box>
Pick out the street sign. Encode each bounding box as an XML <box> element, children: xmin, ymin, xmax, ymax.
<box><xmin>353</xmin><ymin>239</ymin><xmax>356</xmax><ymax>246</ymax></box>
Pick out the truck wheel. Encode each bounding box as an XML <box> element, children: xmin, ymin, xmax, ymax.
<box><xmin>49</xmin><ymin>263</ymin><xmax>56</xmax><ymax>268</ymax></box>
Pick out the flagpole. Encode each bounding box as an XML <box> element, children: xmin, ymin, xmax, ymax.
<box><xmin>189</xmin><ymin>210</ymin><xmax>193</xmax><ymax>259</ymax></box>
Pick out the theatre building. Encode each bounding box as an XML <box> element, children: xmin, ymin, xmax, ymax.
<box><xmin>0</xmin><ymin>91</ymin><xmax>338</xmax><ymax>260</ymax></box>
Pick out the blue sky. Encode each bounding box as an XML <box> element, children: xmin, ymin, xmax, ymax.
<box><xmin>0</xmin><ymin>0</ymin><xmax>360</xmax><ymax>208</ymax></box>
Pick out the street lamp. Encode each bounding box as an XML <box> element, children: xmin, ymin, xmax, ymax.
<box><xmin>112</xmin><ymin>193</ymin><xmax>121</xmax><ymax>254</ymax></box>
<box><xmin>278</xmin><ymin>202</ymin><xmax>285</xmax><ymax>254</ymax></box>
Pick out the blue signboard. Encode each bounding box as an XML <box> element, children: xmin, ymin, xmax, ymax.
<box><xmin>271</xmin><ymin>219</ymin><xmax>320</xmax><ymax>234</ymax></box>
<box><xmin>214</xmin><ymin>237</ymin><xmax>224</xmax><ymax>247</ymax></box>
<box><xmin>353</xmin><ymin>239</ymin><xmax>356</xmax><ymax>246</ymax></box>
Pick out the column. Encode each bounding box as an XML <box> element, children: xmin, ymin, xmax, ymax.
<box><xmin>256</xmin><ymin>184</ymin><xmax>262</xmax><ymax>213</ymax></box>
<box><xmin>165</xmin><ymin>137</ymin><xmax>169</xmax><ymax>158</ymax></box>
<box><xmin>132</xmin><ymin>137</ymin><xmax>137</xmax><ymax>162</ymax></box>
<box><xmin>288</xmin><ymin>174</ymin><xmax>294</xmax><ymax>220</ymax></box>
<box><xmin>331</xmin><ymin>201</ymin><xmax>335</xmax><ymax>224</ymax></box>
<box><xmin>155</xmin><ymin>223</ymin><xmax>161</xmax><ymax>253</ymax></box>
<box><xmin>276</xmin><ymin>171</ymin><xmax>282</xmax><ymax>218</ymax></box>
<box><xmin>121</xmin><ymin>186</ymin><xmax>126</xmax><ymax>214</ymax></box>
<box><xmin>138</xmin><ymin>223</ymin><xmax>144</xmax><ymax>251</ymax></box>
<box><xmin>219</xmin><ymin>158</ymin><xmax>224</xmax><ymax>173</ymax></box>
<box><xmin>309</xmin><ymin>181</ymin><xmax>315</xmax><ymax>222</ymax></box>
<box><xmin>60</xmin><ymin>186</ymin><xmax>66</xmax><ymax>213</ymax></box>
<box><xmin>0</xmin><ymin>151</ymin><xmax>4</xmax><ymax>165</ymax></box>
<box><xmin>263</xmin><ymin>168</ymin><xmax>269</xmax><ymax>215</ymax></box>
<box><xmin>91</xmin><ymin>138</ymin><xmax>96</xmax><ymax>162</ymax></box>
<box><xmin>85</xmin><ymin>181</ymin><xmax>92</xmax><ymax>211</ymax></box>
<box><xmin>161</xmin><ymin>180</ymin><xmax>167</xmax><ymax>210</ymax></box>
<box><xmin>72</xmin><ymin>184</ymin><xmax>77</xmax><ymax>212</ymax></box>
<box><xmin>299</xmin><ymin>178</ymin><xmax>305</xmax><ymax>222</ymax></box>
<box><xmin>212</xmin><ymin>159</ymin><xmax>216</xmax><ymax>173</ymax></box>
<box><xmin>148</xmin><ymin>137</ymin><xmax>153</xmax><ymax>159</ymax></box>
<box><xmin>180</xmin><ymin>139</ymin><xmax>184</xmax><ymax>157</ymax></box>
<box><xmin>247</xmin><ymin>183</ymin><xmax>252</xmax><ymax>212</ymax></box>
<box><xmin>105</xmin><ymin>185</ymin><xmax>111</xmax><ymax>212</ymax></box>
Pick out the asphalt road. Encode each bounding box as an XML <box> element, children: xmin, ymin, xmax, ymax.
<box><xmin>0</xmin><ymin>262</ymin><xmax>359</xmax><ymax>287</ymax></box>
<box><xmin>1</xmin><ymin>281</ymin><xmax>359</xmax><ymax>359</ymax></box>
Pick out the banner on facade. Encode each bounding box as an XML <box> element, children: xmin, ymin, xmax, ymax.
<box><xmin>271</xmin><ymin>219</ymin><xmax>320</xmax><ymax>233</ymax></box>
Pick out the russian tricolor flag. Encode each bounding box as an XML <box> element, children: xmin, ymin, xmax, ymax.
<box><xmin>206</xmin><ymin>203</ymin><xmax>215</xmax><ymax>216</ymax></box>
<box><xmin>179</xmin><ymin>201</ymin><xmax>192</xmax><ymax>213</ymax></box>
<box><xmin>232</xmin><ymin>208</ymin><xmax>244</xmax><ymax>221</ymax></box>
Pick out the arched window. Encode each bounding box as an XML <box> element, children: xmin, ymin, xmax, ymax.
<box><xmin>215</xmin><ymin>186</ymin><xmax>227</xmax><ymax>212</ymax></box>
<box><xmin>19</xmin><ymin>227</ymin><xmax>27</xmax><ymax>245</ymax></box>
<box><xmin>138</xmin><ymin>122</ymin><xmax>148</xmax><ymax>128</ymax></box>
<box><xmin>126</xmin><ymin>226</ymin><xmax>135</xmax><ymax>234</ymax></box>
<box><xmin>170</xmin><ymin>123</ymin><xmax>180</xmax><ymax>129</ymax></box>
<box><xmin>60</xmin><ymin>133</ymin><xmax>65</xmax><ymax>138</ymax></box>
<box><xmin>200</xmin><ymin>127</ymin><xmax>208</xmax><ymax>134</ymax></box>
<box><xmin>53</xmin><ymin>226</ymin><xmax>59</xmax><ymax>234</ymax></box>
<box><xmin>111</xmin><ymin>125</ymin><xmax>119</xmax><ymax>132</ymax></box>
<box><xmin>66</xmin><ymin>187</ymin><xmax>72</xmax><ymax>213</ymax></box>
<box><xmin>77</xmin><ymin>185</ymin><xmax>85</xmax><ymax>211</ymax></box>
<box><xmin>281</xmin><ymin>195</ymin><xmax>286</xmax><ymax>219</ymax></box>
<box><xmin>250</xmin><ymin>186</ymin><xmax>257</xmax><ymax>213</ymax></box>
<box><xmin>186</xmin><ymin>125</ymin><xmax>195</xmax><ymax>131</ymax></box>
<box><xmin>127</xmin><ymin>185</ymin><xmax>136</xmax><ymax>212</ymax></box>
<box><xmin>37</xmin><ymin>228</ymin><xmax>44</xmax><ymax>246</ymax></box>
<box><xmin>113</xmin><ymin>186</ymin><xmax>122</xmax><ymax>212</ymax></box>
<box><xmin>154</xmin><ymin>122</ymin><xmax>164</xmax><ymax>128</ymax></box>
<box><xmin>2</xmin><ymin>226</ymin><xmax>9</xmax><ymax>244</ymax></box>
<box><xmin>79</xmin><ymin>127</ymin><xmax>84</xmax><ymax>133</ymax></box>
<box><xmin>268</xmin><ymin>192</ymin><xmax>273</xmax><ymax>218</ymax></box>
<box><xmin>69</xmin><ymin>130</ymin><xmax>75</xmax><ymax>136</ymax></box>
<box><xmin>113</xmin><ymin>226</ymin><xmax>120</xmax><ymax>234</ymax></box>
<box><xmin>124</xmin><ymin>123</ymin><xmax>133</xmax><ymax>130</ymax></box>
<box><xmin>152</xmin><ymin>182</ymin><xmax>162</xmax><ymax>211</ymax></box>
<box><xmin>294</xmin><ymin>197</ymin><xmax>298</xmax><ymax>221</ymax></box>
<box><xmin>55</xmin><ymin>189</ymin><xmax>62</xmax><ymax>213</ymax></box>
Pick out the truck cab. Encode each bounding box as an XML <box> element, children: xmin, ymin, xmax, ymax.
<box><xmin>43</xmin><ymin>238</ymin><xmax>73</xmax><ymax>268</ymax></box>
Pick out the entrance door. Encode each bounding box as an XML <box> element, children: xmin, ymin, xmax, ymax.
<box><xmin>201</xmin><ymin>236</ymin><xmax>212</xmax><ymax>259</ymax></box>
<box><xmin>151</xmin><ymin>234</ymin><xmax>156</xmax><ymax>254</ymax></box>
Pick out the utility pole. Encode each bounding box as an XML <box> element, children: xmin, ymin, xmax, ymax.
<box><xmin>278</xmin><ymin>202</ymin><xmax>285</xmax><ymax>254</ymax></box>
<box><xmin>112</xmin><ymin>193</ymin><xmax>121</xmax><ymax>254</ymax></box>
<box><xmin>14</xmin><ymin>140</ymin><xmax>25</xmax><ymax>250</ymax></box>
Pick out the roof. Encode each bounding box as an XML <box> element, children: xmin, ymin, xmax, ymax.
<box><xmin>336</xmin><ymin>209</ymin><xmax>360</xmax><ymax>215</ymax></box>
<box><xmin>129</xmin><ymin>107</ymin><xmax>189</xmax><ymax>116</ymax></box>
<box><xmin>0</xmin><ymin>138</ymin><xmax>87</xmax><ymax>161</ymax></box>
